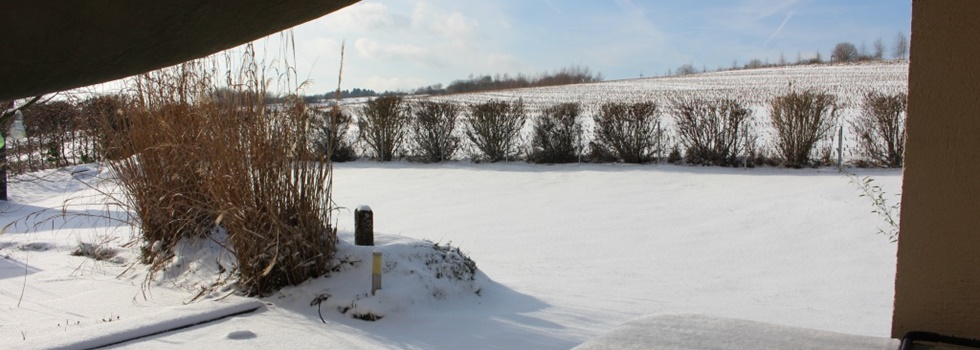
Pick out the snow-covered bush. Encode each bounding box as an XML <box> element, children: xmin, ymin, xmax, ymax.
<box><xmin>529</xmin><ymin>102</ymin><xmax>583</xmax><ymax>164</ymax></box>
<box><xmin>590</xmin><ymin>101</ymin><xmax>661</xmax><ymax>164</ymax></box>
<box><xmin>409</xmin><ymin>100</ymin><xmax>462</xmax><ymax>163</ymax></box>
<box><xmin>465</xmin><ymin>99</ymin><xmax>527</xmax><ymax>162</ymax></box>
<box><xmin>769</xmin><ymin>89</ymin><xmax>839</xmax><ymax>168</ymax></box>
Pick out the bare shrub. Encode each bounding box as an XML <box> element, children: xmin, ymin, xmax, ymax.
<box><xmin>358</xmin><ymin>96</ymin><xmax>409</xmax><ymax>161</ymax></box>
<box><xmin>667</xmin><ymin>144</ymin><xmax>683</xmax><ymax>164</ymax></box>
<box><xmin>671</xmin><ymin>97</ymin><xmax>754</xmax><ymax>166</ymax></box>
<box><xmin>312</xmin><ymin>107</ymin><xmax>357</xmax><ymax>162</ymax></box>
<box><xmin>465</xmin><ymin>99</ymin><xmax>527</xmax><ymax>162</ymax></box>
<box><xmin>529</xmin><ymin>102</ymin><xmax>583</xmax><ymax>164</ymax></box>
<box><xmin>590</xmin><ymin>101</ymin><xmax>660</xmax><ymax>164</ymax></box>
<box><xmin>410</xmin><ymin>100</ymin><xmax>461</xmax><ymax>162</ymax></box>
<box><xmin>80</xmin><ymin>95</ymin><xmax>131</xmax><ymax>161</ymax></box>
<box><xmin>852</xmin><ymin>91</ymin><xmax>907</xmax><ymax>168</ymax></box>
<box><xmin>20</xmin><ymin>100</ymin><xmax>78</xmax><ymax>169</ymax></box>
<box><xmin>769</xmin><ymin>89</ymin><xmax>839</xmax><ymax>168</ymax></box>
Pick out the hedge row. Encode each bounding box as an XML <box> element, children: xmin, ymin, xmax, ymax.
<box><xmin>329</xmin><ymin>90</ymin><xmax>907</xmax><ymax>168</ymax></box>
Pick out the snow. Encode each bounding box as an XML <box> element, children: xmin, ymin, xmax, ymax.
<box><xmin>27</xmin><ymin>299</ymin><xmax>265</xmax><ymax>350</ymax></box>
<box><xmin>0</xmin><ymin>162</ymin><xmax>902</xmax><ymax>349</ymax></box>
<box><xmin>573</xmin><ymin>314</ymin><xmax>900</xmax><ymax>350</ymax></box>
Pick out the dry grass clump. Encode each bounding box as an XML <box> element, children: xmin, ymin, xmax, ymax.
<box><xmin>202</xmin><ymin>92</ymin><xmax>334</xmax><ymax>296</ymax></box>
<box><xmin>109</xmin><ymin>64</ymin><xmax>215</xmax><ymax>267</ymax></box>
<box><xmin>769</xmin><ymin>89</ymin><xmax>839</xmax><ymax>168</ymax></box>
<box><xmin>590</xmin><ymin>101</ymin><xmax>661</xmax><ymax>164</ymax></box>
<box><xmin>671</xmin><ymin>97</ymin><xmax>755</xmax><ymax>166</ymax></box>
<box><xmin>104</xmin><ymin>44</ymin><xmax>336</xmax><ymax>296</ymax></box>
<box><xmin>852</xmin><ymin>91</ymin><xmax>906</xmax><ymax>168</ymax></box>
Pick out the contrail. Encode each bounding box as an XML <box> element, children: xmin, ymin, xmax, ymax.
<box><xmin>765</xmin><ymin>9</ymin><xmax>795</xmax><ymax>46</ymax></box>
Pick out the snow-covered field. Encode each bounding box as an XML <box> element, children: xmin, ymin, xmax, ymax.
<box><xmin>1</xmin><ymin>161</ymin><xmax>902</xmax><ymax>349</ymax></box>
<box><xmin>421</xmin><ymin>62</ymin><xmax>907</xmax><ymax>112</ymax></box>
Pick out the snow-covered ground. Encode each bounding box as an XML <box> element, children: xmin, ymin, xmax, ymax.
<box><xmin>0</xmin><ymin>161</ymin><xmax>902</xmax><ymax>349</ymax></box>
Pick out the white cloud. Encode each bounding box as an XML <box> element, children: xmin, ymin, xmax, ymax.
<box><xmin>486</xmin><ymin>52</ymin><xmax>519</xmax><ymax>71</ymax></box>
<box><xmin>319</xmin><ymin>2</ymin><xmax>400</xmax><ymax>32</ymax></box>
<box><xmin>363</xmin><ymin>75</ymin><xmax>428</xmax><ymax>92</ymax></box>
<box><xmin>353</xmin><ymin>38</ymin><xmax>439</xmax><ymax>66</ymax></box>
<box><xmin>411</xmin><ymin>1</ymin><xmax>480</xmax><ymax>43</ymax></box>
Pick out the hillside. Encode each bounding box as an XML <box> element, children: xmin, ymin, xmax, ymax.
<box><xmin>393</xmin><ymin>62</ymin><xmax>908</xmax><ymax>114</ymax></box>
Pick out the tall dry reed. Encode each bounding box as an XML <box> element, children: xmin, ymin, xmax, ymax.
<box><xmin>105</xmin><ymin>41</ymin><xmax>337</xmax><ymax>296</ymax></box>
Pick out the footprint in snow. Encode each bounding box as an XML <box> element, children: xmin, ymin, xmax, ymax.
<box><xmin>227</xmin><ymin>330</ymin><xmax>257</xmax><ymax>340</ymax></box>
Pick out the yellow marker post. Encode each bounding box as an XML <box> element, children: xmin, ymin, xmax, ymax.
<box><xmin>371</xmin><ymin>251</ymin><xmax>382</xmax><ymax>295</ymax></box>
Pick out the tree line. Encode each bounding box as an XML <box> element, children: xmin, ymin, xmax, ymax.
<box><xmin>671</xmin><ymin>32</ymin><xmax>909</xmax><ymax>76</ymax></box>
<box><xmin>305</xmin><ymin>65</ymin><xmax>603</xmax><ymax>102</ymax></box>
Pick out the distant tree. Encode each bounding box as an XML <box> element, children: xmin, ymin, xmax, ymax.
<box><xmin>859</xmin><ymin>41</ymin><xmax>870</xmax><ymax>60</ymax></box>
<box><xmin>778</xmin><ymin>53</ymin><xmax>787</xmax><ymax>66</ymax></box>
<box><xmin>744</xmin><ymin>59</ymin><xmax>765</xmax><ymax>69</ymax></box>
<box><xmin>831</xmin><ymin>42</ymin><xmax>859</xmax><ymax>62</ymax></box>
<box><xmin>676</xmin><ymin>63</ymin><xmax>698</xmax><ymax>75</ymax></box>
<box><xmin>873</xmin><ymin>37</ymin><xmax>886</xmax><ymax>60</ymax></box>
<box><xmin>893</xmin><ymin>32</ymin><xmax>909</xmax><ymax>60</ymax></box>
<box><xmin>442</xmin><ymin>65</ymin><xmax>601</xmax><ymax>94</ymax></box>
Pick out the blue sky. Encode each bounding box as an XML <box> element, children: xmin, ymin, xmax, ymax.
<box><xmin>271</xmin><ymin>0</ymin><xmax>911</xmax><ymax>95</ymax></box>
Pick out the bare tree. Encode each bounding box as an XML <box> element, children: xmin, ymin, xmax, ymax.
<box><xmin>745</xmin><ymin>59</ymin><xmax>765</xmax><ymax>69</ymax></box>
<box><xmin>831</xmin><ymin>42</ymin><xmax>859</xmax><ymax>62</ymax></box>
<box><xmin>873</xmin><ymin>37</ymin><xmax>886</xmax><ymax>60</ymax></box>
<box><xmin>893</xmin><ymin>32</ymin><xmax>909</xmax><ymax>60</ymax></box>
<box><xmin>676</xmin><ymin>63</ymin><xmax>698</xmax><ymax>75</ymax></box>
